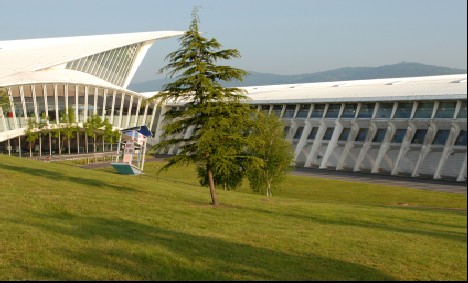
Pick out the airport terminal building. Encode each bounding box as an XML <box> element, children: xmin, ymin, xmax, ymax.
<box><xmin>1</xmin><ymin>32</ymin><xmax>466</xmax><ymax>181</ymax></box>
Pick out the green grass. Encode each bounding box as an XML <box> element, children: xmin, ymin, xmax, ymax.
<box><xmin>0</xmin><ymin>155</ymin><xmax>466</xmax><ymax>280</ymax></box>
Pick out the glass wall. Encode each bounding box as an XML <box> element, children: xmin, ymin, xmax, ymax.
<box><xmin>325</xmin><ymin>104</ymin><xmax>341</xmax><ymax>118</ymax></box>
<box><xmin>283</xmin><ymin>105</ymin><xmax>296</xmax><ymax>118</ymax></box>
<box><xmin>341</xmin><ymin>104</ymin><xmax>357</xmax><ymax>118</ymax></box>
<box><xmin>357</xmin><ymin>103</ymin><xmax>375</xmax><ymax>118</ymax></box>
<box><xmin>310</xmin><ymin>104</ymin><xmax>325</xmax><ymax>118</ymax></box>
<box><xmin>391</xmin><ymin>129</ymin><xmax>407</xmax><ymax>143</ymax></box>
<box><xmin>355</xmin><ymin>128</ymin><xmax>368</xmax><ymax>142</ymax></box>
<box><xmin>457</xmin><ymin>101</ymin><xmax>467</xmax><ymax>118</ymax></box>
<box><xmin>411</xmin><ymin>129</ymin><xmax>428</xmax><ymax>144</ymax></box>
<box><xmin>413</xmin><ymin>102</ymin><xmax>434</xmax><ymax>118</ymax></box>
<box><xmin>432</xmin><ymin>130</ymin><xmax>450</xmax><ymax>145</ymax></box>
<box><xmin>372</xmin><ymin>128</ymin><xmax>387</xmax><ymax>143</ymax></box>
<box><xmin>394</xmin><ymin>102</ymin><xmax>413</xmax><ymax>119</ymax></box>
<box><xmin>338</xmin><ymin>128</ymin><xmax>350</xmax><ymax>141</ymax></box>
<box><xmin>307</xmin><ymin>127</ymin><xmax>318</xmax><ymax>140</ymax></box>
<box><xmin>434</xmin><ymin>101</ymin><xmax>456</xmax><ymax>118</ymax></box>
<box><xmin>295</xmin><ymin>104</ymin><xmax>310</xmax><ymax>118</ymax></box>
<box><xmin>375</xmin><ymin>103</ymin><xmax>394</xmax><ymax>118</ymax></box>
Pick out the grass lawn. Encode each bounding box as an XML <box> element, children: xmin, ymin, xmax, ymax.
<box><xmin>0</xmin><ymin>155</ymin><xmax>466</xmax><ymax>280</ymax></box>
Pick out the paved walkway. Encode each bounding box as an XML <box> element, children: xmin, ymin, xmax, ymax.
<box><xmin>77</xmin><ymin>155</ymin><xmax>467</xmax><ymax>194</ymax></box>
<box><xmin>292</xmin><ymin>167</ymin><xmax>467</xmax><ymax>194</ymax></box>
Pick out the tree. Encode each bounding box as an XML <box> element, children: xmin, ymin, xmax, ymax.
<box><xmin>83</xmin><ymin>114</ymin><xmax>104</xmax><ymax>153</ymax></box>
<box><xmin>25</xmin><ymin>115</ymin><xmax>39</xmax><ymax>158</ymax></box>
<box><xmin>60</xmin><ymin>108</ymin><xmax>77</xmax><ymax>154</ymax></box>
<box><xmin>152</xmin><ymin>7</ymin><xmax>250</xmax><ymax>206</ymax></box>
<box><xmin>247</xmin><ymin>111</ymin><xmax>295</xmax><ymax>197</ymax></box>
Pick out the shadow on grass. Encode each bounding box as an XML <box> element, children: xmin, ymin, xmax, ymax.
<box><xmin>243</xmin><ymin>205</ymin><xmax>467</xmax><ymax>243</ymax></box>
<box><xmin>15</xmin><ymin>212</ymin><xmax>396</xmax><ymax>281</ymax></box>
<box><xmin>0</xmin><ymin>164</ymin><xmax>137</xmax><ymax>192</ymax></box>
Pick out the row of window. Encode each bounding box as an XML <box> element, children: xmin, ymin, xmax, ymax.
<box><xmin>288</xmin><ymin>126</ymin><xmax>467</xmax><ymax>146</ymax></box>
<box><xmin>257</xmin><ymin>100</ymin><xmax>467</xmax><ymax>120</ymax></box>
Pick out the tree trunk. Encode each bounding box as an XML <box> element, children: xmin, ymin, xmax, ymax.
<box><xmin>39</xmin><ymin>133</ymin><xmax>42</xmax><ymax>156</ymax></box>
<box><xmin>207</xmin><ymin>167</ymin><xmax>219</xmax><ymax>206</ymax></box>
<box><xmin>68</xmin><ymin>139</ymin><xmax>71</xmax><ymax>155</ymax></box>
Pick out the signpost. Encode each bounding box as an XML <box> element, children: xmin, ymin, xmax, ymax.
<box><xmin>111</xmin><ymin>125</ymin><xmax>152</xmax><ymax>175</ymax></box>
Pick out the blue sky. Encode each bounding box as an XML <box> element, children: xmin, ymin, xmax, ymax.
<box><xmin>1</xmin><ymin>0</ymin><xmax>466</xmax><ymax>83</ymax></box>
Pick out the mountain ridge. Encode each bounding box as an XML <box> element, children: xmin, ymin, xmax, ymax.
<box><xmin>128</xmin><ymin>62</ymin><xmax>467</xmax><ymax>92</ymax></box>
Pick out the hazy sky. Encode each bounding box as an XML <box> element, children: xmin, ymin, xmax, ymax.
<box><xmin>1</xmin><ymin>0</ymin><xmax>466</xmax><ymax>83</ymax></box>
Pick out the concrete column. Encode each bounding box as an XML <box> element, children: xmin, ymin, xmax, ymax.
<box><xmin>372</xmin><ymin>122</ymin><xmax>396</xmax><ymax>173</ymax></box>
<box><xmin>19</xmin><ymin>85</ymin><xmax>28</xmax><ymax>120</ymax></box>
<box><xmin>31</xmin><ymin>85</ymin><xmax>39</xmax><ymax>122</ymax></box>
<box><xmin>354</xmin><ymin>122</ymin><xmax>378</xmax><ymax>172</ymax></box>
<box><xmin>391</xmin><ymin>122</ymin><xmax>416</xmax><ymax>175</ymax></box>
<box><xmin>411</xmin><ymin>122</ymin><xmax>437</xmax><ymax>177</ymax></box>
<box><xmin>117</xmin><ymin>93</ymin><xmax>125</xmax><ymax>128</ymax></box>
<box><xmin>304</xmin><ymin>120</ymin><xmax>327</xmax><ymax>167</ymax></box>
<box><xmin>433</xmin><ymin>124</ymin><xmax>460</xmax><ymax>179</ymax></box>
<box><xmin>83</xmin><ymin>86</ymin><xmax>88</xmax><ymax>122</ymax></box>
<box><xmin>110</xmin><ymin>90</ymin><xmax>116</xmax><ymax>124</ymax></box>
<box><xmin>336</xmin><ymin>121</ymin><xmax>360</xmax><ymax>170</ymax></box>
<box><xmin>320</xmin><ymin>120</ymin><xmax>343</xmax><ymax>169</ymax></box>
<box><xmin>125</xmin><ymin>95</ymin><xmax>134</xmax><ymax>128</ymax></box>
<box><xmin>54</xmin><ymin>84</ymin><xmax>59</xmax><ymax>124</ymax></box>
<box><xmin>294</xmin><ymin>119</ymin><xmax>313</xmax><ymax>159</ymax></box>
<box><xmin>457</xmin><ymin>154</ymin><xmax>467</xmax><ymax>181</ymax></box>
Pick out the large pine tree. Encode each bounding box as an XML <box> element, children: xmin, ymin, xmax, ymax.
<box><xmin>153</xmin><ymin>8</ymin><xmax>251</xmax><ymax>206</ymax></box>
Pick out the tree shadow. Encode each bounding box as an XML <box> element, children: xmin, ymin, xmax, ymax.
<box><xmin>12</xmin><ymin>212</ymin><xmax>397</xmax><ymax>281</ymax></box>
<box><xmin>242</xmin><ymin>205</ymin><xmax>467</xmax><ymax>243</ymax></box>
<box><xmin>0</xmin><ymin>164</ymin><xmax>137</xmax><ymax>192</ymax></box>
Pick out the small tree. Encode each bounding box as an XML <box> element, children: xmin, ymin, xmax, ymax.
<box><xmin>247</xmin><ymin>112</ymin><xmax>295</xmax><ymax>197</ymax></box>
<box><xmin>60</xmin><ymin>108</ymin><xmax>77</xmax><ymax>154</ymax></box>
<box><xmin>153</xmin><ymin>7</ymin><xmax>250</xmax><ymax>206</ymax></box>
<box><xmin>25</xmin><ymin>115</ymin><xmax>39</xmax><ymax>158</ymax></box>
<box><xmin>83</xmin><ymin>114</ymin><xmax>104</xmax><ymax>153</ymax></box>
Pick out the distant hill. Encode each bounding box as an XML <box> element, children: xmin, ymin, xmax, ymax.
<box><xmin>128</xmin><ymin>62</ymin><xmax>467</xmax><ymax>92</ymax></box>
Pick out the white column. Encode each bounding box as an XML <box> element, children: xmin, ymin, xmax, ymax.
<box><xmin>134</xmin><ymin>98</ymin><xmax>142</xmax><ymax>126</ymax></box>
<box><xmin>54</xmin><ymin>84</ymin><xmax>59</xmax><ymax>124</ymax></box>
<box><xmin>102</xmin><ymin>89</ymin><xmax>108</xmax><ymax>120</ymax></box>
<box><xmin>304</xmin><ymin>120</ymin><xmax>327</xmax><ymax>167</ymax></box>
<box><xmin>93</xmin><ymin>87</ymin><xmax>98</xmax><ymax>116</ymax></box>
<box><xmin>336</xmin><ymin>121</ymin><xmax>360</xmax><ymax>170</ymax></box>
<box><xmin>320</xmin><ymin>120</ymin><xmax>343</xmax><ymax>169</ymax></box>
<box><xmin>391</xmin><ymin>122</ymin><xmax>416</xmax><ymax>175</ymax></box>
<box><xmin>43</xmin><ymin>85</ymin><xmax>49</xmax><ymax>119</ymax></box>
<box><xmin>457</xmin><ymin>154</ymin><xmax>467</xmax><ymax>182</ymax></box>
<box><xmin>125</xmin><ymin>95</ymin><xmax>134</xmax><ymax>128</ymax></box>
<box><xmin>372</xmin><ymin>123</ymin><xmax>395</xmax><ymax>173</ymax></box>
<box><xmin>110</xmin><ymin>91</ymin><xmax>116</xmax><ymax>124</ymax></box>
<box><xmin>19</xmin><ymin>85</ymin><xmax>28</xmax><ymax>120</ymax></box>
<box><xmin>411</xmin><ymin>122</ymin><xmax>437</xmax><ymax>177</ymax></box>
<box><xmin>354</xmin><ymin>122</ymin><xmax>378</xmax><ymax>172</ymax></box>
<box><xmin>31</xmin><ymin>85</ymin><xmax>39</xmax><ymax>122</ymax></box>
<box><xmin>294</xmin><ymin>120</ymin><xmax>313</xmax><ymax>159</ymax></box>
<box><xmin>118</xmin><ymin>93</ymin><xmax>125</xmax><ymax>128</ymax></box>
<box><xmin>84</xmin><ymin>86</ymin><xmax>89</xmax><ymax>122</ymax></box>
<box><xmin>433</xmin><ymin>124</ymin><xmax>460</xmax><ymax>179</ymax></box>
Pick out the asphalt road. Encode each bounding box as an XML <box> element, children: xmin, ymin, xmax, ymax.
<box><xmin>292</xmin><ymin>167</ymin><xmax>467</xmax><ymax>194</ymax></box>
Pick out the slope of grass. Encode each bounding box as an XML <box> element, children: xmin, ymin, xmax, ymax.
<box><xmin>0</xmin><ymin>155</ymin><xmax>466</xmax><ymax>280</ymax></box>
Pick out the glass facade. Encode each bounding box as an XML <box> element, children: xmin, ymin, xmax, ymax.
<box><xmin>325</xmin><ymin>104</ymin><xmax>341</xmax><ymax>118</ymax></box>
<box><xmin>375</xmin><ymin>103</ymin><xmax>394</xmax><ymax>118</ymax></box>
<box><xmin>296</xmin><ymin>104</ymin><xmax>310</xmax><ymax>118</ymax></box>
<box><xmin>394</xmin><ymin>102</ymin><xmax>413</xmax><ymax>119</ymax></box>
<box><xmin>322</xmin><ymin>127</ymin><xmax>335</xmax><ymax>140</ymax></box>
<box><xmin>338</xmin><ymin>128</ymin><xmax>350</xmax><ymax>141</ymax></box>
<box><xmin>434</xmin><ymin>101</ymin><xmax>456</xmax><ymax>118</ymax></box>
<box><xmin>432</xmin><ymin>130</ymin><xmax>450</xmax><ymax>145</ymax></box>
<box><xmin>413</xmin><ymin>102</ymin><xmax>434</xmax><ymax>118</ymax></box>
<box><xmin>307</xmin><ymin>127</ymin><xmax>318</xmax><ymax>140</ymax></box>
<box><xmin>355</xmin><ymin>128</ymin><xmax>368</xmax><ymax>142</ymax></box>
<box><xmin>311</xmin><ymin>104</ymin><xmax>325</xmax><ymax>118</ymax></box>
<box><xmin>411</xmin><ymin>129</ymin><xmax>428</xmax><ymax>144</ymax></box>
<box><xmin>357</xmin><ymin>103</ymin><xmax>375</xmax><ymax>118</ymax></box>
<box><xmin>66</xmin><ymin>43</ymin><xmax>142</xmax><ymax>87</ymax></box>
<box><xmin>341</xmin><ymin>104</ymin><xmax>357</xmax><ymax>118</ymax></box>
<box><xmin>372</xmin><ymin>128</ymin><xmax>387</xmax><ymax>143</ymax></box>
<box><xmin>293</xmin><ymin>127</ymin><xmax>304</xmax><ymax>139</ymax></box>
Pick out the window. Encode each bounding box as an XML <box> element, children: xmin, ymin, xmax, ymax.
<box><xmin>311</xmin><ymin>104</ymin><xmax>325</xmax><ymax>118</ymax></box>
<box><xmin>341</xmin><ymin>104</ymin><xmax>357</xmax><ymax>118</ymax></box>
<box><xmin>372</xmin><ymin>128</ymin><xmax>387</xmax><ymax>143</ymax></box>
<box><xmin>272</xmin><ymin>105</ymin><xmax>283</xmax><ymax>117</ymax></box>
<box><xmin>338</xmin><ymin>128</ymin><xmax>351</xmax><ymax>141</ymax></box>
<box><xmin>307</xmin><ymin>127</ymin><xmax>318</xmax><ymax>140</ymax></box>
<box><xmin>261</xmin><ymin>105</ymin><xmax>271</xmax><ymax>113</ymax></box>
<box><xmin>323</xmin><ymin>127</ymin><xmax>335</xmax><ymax>140</ymax></box>
<box><xmin>325</xmin><ymin>104</ymin><xmax>341</xmax><ymax>118</ymax></box>
<box><xmin>394</xmin><ymin>102</ymin><xmax>413</xmax><ymax>119</ymax></box>
<box><xmin>355</xmin><ymin>128</ymin><xmax>368</xmax><ymax>142</ymax></box>
<box><xmin>283</xmin><ymin>105</ymin><xmax>296</xmax><ymax>118</ymax></box>
<box><xmin>432</xmin><ymin>130</ymin><xmax>450</xmax><ymax>145</ymax></box>
<box><xmin>391</xmin><ymin>129</ymin><xmax>407</xmax><ymax>143</ymax></box>
<box><xmin>283</xmin><ymin>126</ymin><xmax>290</xmax><ymax>137</ymax></box>
<box><xmin>296</xmin><ymin>104</ymin><xmax>310</xmax><ymax>118</ymax></box>
<box><xmin>411</xmin><ymin>129</ymin><xmax>428</xmax><ymax>144</ymax></box>
<box><xmin>454</xmin><ymin>130</ymin><xmax>467</xmax><ymax>146</ymax></box>
<box><xmin>413</xmin><ymin>102</ymin><xmax>434</xmax><ymax>118</ymax></box>
<box><xmin>357</xmin><ymin>103</ymin><xmax>375</xmax><ymax>118</ymax></box>
<box><xmin>456</xmin><ymin>102</ymin><xmax>467</xmax><ymax>119</ymax></box>
<box><xmin>434</xmin><ymin>101</ymin><xmax>456</xmax><ymax>118</ymax></box>
<box><xmin>375</xmin><ymin>103</ymin><xmax>394</xmax><ymax>118</ymax></box>
<box><xmin>293</xmin><ymin>127</ymin><xmax>304</xmax><ymax>139</ymax></box>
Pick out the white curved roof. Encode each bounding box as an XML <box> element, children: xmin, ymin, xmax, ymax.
<box><xmin>0</xmin><ymin>31</ymin><xmax>184</xmax><ymax>86</ymax></box>
<box><xmin>243</xmin><ymin>74</ymin><xmax>467</xmax><ymax>103</ymax></box>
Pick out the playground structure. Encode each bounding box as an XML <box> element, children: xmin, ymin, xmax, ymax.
<box><xmin>111</xmin><ymin>125</ymin><xmax>152</xmax><ymax>175</ymax></box>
